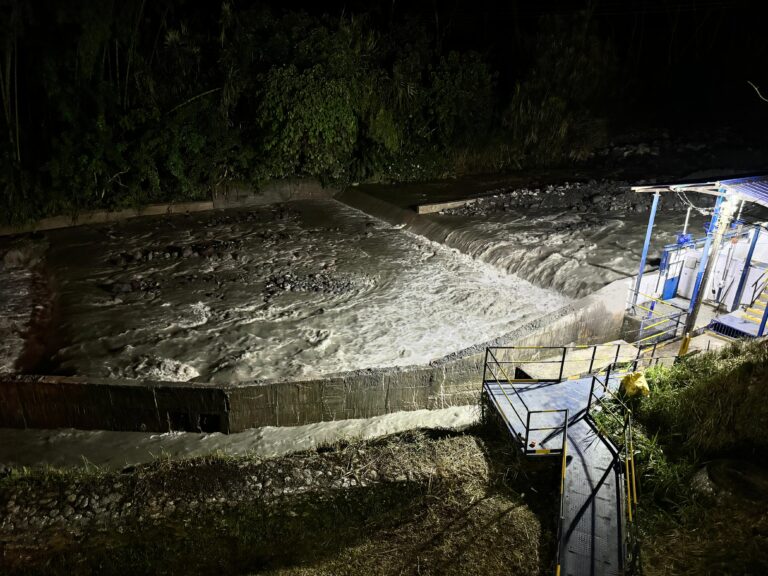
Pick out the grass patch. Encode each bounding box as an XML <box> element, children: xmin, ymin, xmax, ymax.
<box><xmin>622</xmin><ymin>340</ymin><xmax>768</xmax><ymax>574</ymax></box>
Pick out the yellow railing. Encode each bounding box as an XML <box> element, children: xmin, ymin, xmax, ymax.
<box><xmin>587</xmin><ymin>362</ymin><xmax>645</xmax><ymax>567</ymax></box>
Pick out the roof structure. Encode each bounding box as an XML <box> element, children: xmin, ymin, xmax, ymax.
<box><xmin>632</xmin><ymin>174</ymin><xmax>768</xmax><ymax>208</ymax></box>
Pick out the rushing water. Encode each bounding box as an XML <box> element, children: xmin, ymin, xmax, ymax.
<box><xmin>29</xmin><ymin>199</ymin><xmax>569</xmax><ymax>383</ymax></box>
<box><xmin>339</xmin><ymin>185</ymin><xmax>707</xmax><ymax>299</ymax></box>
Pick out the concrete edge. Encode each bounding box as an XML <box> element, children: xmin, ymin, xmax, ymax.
<box><xmin>0</xmin><ymin>179</ymin><xmax>337</xmax><ymax>237</ymax></box>
<box><xmin>416</xmin><ymin>198</ymin><xmax>478</xmax><ymax>214</ymax></box>
<box><xmin>0</xmin><ymin>182</ymin><xmax>631</xmax><ymax>434</ymax></box>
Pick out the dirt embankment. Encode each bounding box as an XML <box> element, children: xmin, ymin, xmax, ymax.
<box><xmin>0</xmin><ymin>429</ymin><xmax>559</xmax><ymax>576</ymax></box>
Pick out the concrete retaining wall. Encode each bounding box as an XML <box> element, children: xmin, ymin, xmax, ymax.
<box><xmin>0</xmin><ymin>179</ymin><xmax>336</xmax><ymax>236</ymax></box>
<box><xmin>0</xmin><ymin>278</ymin><xmax>627</xmax><ymax>433</ymax></box>
<box><xmin>213</xmin><ymin>179</ymin><xmax>337</xmax><ymax>209</ymax></box>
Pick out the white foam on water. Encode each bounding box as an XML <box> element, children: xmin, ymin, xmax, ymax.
<box><xmin>0</xmin><ymin>405</ymin><xmax>480</xmax><ymax>470</ymax></box>
<box><xmin>45</xmin><ymin>200</ymin><xmax>569</xmax><ymax>382</ymax></box>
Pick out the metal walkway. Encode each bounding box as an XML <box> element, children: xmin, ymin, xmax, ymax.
<box><xmin>482</xmin><ymin>345</ymin><xmax>647</xmax><ymax>576</ymax></box>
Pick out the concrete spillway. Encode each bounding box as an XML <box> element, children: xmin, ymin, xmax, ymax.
<box><xmin>1</xmin><ymin>184</ymin><xmax>632</xmax><ymax>433</ymax></box>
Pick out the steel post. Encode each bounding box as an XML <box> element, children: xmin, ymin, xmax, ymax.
<box><xmin>558</xmin><ymin>347</ymin><xmax>567</xmax><ymax>381</ymax></box>
<box><xmin>525</xmin><ymin>411</ymin><xmax>532</xmax><ymax>451</ymax></box>
<box><xmin>685</xmin><ymin>194</ymin><xmax>737</xmax><ymax>335</ymax></box>
<box><xmin>588</xmin><ymin>346</ymin><xmax>597</xmax><ymax>374</ymax></box>
<box><xmin>688</xmin><ymin>195</ymin><xmax>724</xmax><ymax>318</ymax></box>
<box><xmin>759</xmin><ymin>300</ymin><xmax>768</xmax><ymax>337</ymax></box>
<box><xmin>632</xmin><ymin>192</ymin><xmax>661</xmax><ymax>307</ymax></box>
<box><xmin>731</xmin><ymin>226</ymin><xmax>761</xmax><ymax>312</ymax></box>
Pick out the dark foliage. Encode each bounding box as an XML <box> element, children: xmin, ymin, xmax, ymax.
<box><xmin>0</xmin><ymin>1</ymin><xmax>619</xmax><ymax>224</ymax></box>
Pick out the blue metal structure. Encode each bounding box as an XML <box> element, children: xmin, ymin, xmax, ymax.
<box><xmin>631</xmin><ymin>191</ymin><xmax>660</xmax><ymax>308</ymax></box>
<box><xmin>655</xmin><ymin>224</ymin><xmax>760</xmax><ymax>309</ymax></box>
<box><xmin>760</xmin><ymin>300</ymin><xmax>768</xmax><ymax>337</ymax></box>
<box><xmin>688</xmin><ymin>195</ymin><xmax>723</xmax><ymax>316</ymax></box>
<box><xmin>719</xmin><ymin>175</ymin><xmax>768</xmax><ymax>206</ymax></box>
<box><xmin>632</xmin><ymin>175</ymin><xmax>768</xmax><ymax>340</ymax></box>
<box><xmin>731</xmin><ymin>227</ymin><xmax>761</xmax><ymax>312</ymax></box>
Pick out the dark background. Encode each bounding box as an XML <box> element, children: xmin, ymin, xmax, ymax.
<box><xmin>288</xmin><ymin>0</ymin><xmax>768</xmax><ymax>125</ymax></box>
<box><xmin>1</xmin><ymin>0</ymin><xmax>766</xmax><ymax>224</ymax></box>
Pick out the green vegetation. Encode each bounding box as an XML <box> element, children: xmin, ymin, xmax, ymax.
<box><xmin>619</xmin><ymin>340</ymin><xmax>768</xmax><ymax>574</ymax></box>
<box><xmin>0</xmin><ymin>2</ymin><xmax>617</xmax><ymax>225</ymax></box>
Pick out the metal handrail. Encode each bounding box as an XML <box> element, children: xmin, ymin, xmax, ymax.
<box><xmin>554</xmin><ymin>411</ymin><xmax>569</xmax><ymax>576</ymax></box>
<box><xmin>750</xmin><ymin>267</ymin><xmax>768</xmax><ymax>290</ymax></box>
<box><xmin>484</xmin><ymin>355</ymin><xmax>529</xmax><ymax>433</ymax></box>
<box><xmin>628</xmin><ymin>288</ymin><xmax>688</xmax><ymax>313</ymax></box>
<box><xmin>485</xmin><ymin>343</ymin><xmax>633</xmax><ymax>382</ymax></box>
<box><xmin>585</xmin><ymin>361</ymin><xmax>644</xmax><ymax>547</ymax></box>
<box><xmin>484</xmin><ymin>347</ymin><xmax>572</xmax><ymax>454</ymax></box>
<box><xmin>485</xmin><ymin>344</ymin><xmax>626</xmax><ymax>350</ymax></box>
<box><xmin>525</xmin><ymin>408</ymin><xmax>568</xmax><ymax>455</ymax></box>
<box><xmin>748</xmin><ymin>273</ymin><xmax>768</xmax><ymax>308</ymax></box>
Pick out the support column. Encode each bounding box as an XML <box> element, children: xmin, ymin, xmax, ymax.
<box><xmin>688</xmin><ymin>196</ymin><xmax>723</xmax><ymax>318</ymax></box>
<box><xmin>684</xmin><ymin>193</ymin><xmax>738</xmax><ymax>335</ymax></box>
<box><xmin>760</xmin><ymin>301</ymin><xmax>768</xmax><ymax>337</ymax></box>
<box><xmin>731</xmin><ymin>226</ymin><xmax>761</xmax><ymax>312</ymax></box>
<box><xmin>631</xmin><ymin>191</ymin><xmax>661</xmax><ymax>308</ymax></box>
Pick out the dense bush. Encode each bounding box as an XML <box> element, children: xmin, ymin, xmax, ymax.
<box><xmin>0</xmin><ymin>2</ymin><xmax>616</xmax><ymax>224</ymax></box>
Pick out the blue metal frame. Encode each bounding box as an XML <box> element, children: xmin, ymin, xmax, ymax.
<box><xmin>661</xmin><ymin>225</ymin><xmax>753</xmax><ymax>253</ymax></box>
<box><xmin>632</xmin><ymin>192</ymin><xmax>660</xmax><ymax>307</ymax></box>
<box><xmin>688</xmin><ymin>195</ymin><xmax>724</xmax><ymax>315</ymax></box>
<box><xmin>760</xmin><ymin>300</ymin><xmax>768</xmax><ymax>337</ymax></box>
<box><xmin>731</xmin><ymin>227</ymin><xmax>761</xmax><ymax>312</ymax></box>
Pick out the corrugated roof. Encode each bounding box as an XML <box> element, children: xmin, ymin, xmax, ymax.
<box><xmin>720</xmin><ymin>176</ymin><xmax>768</xmax><ymax>208</ymax></box>
<box><xmin>632</xmin><ymin>175</ymin><xmax>768</xmax><ymax>208</ymax></box>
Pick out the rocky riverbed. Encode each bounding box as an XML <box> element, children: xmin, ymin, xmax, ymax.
<box><xmin>440</xmin><ymin>180</ymin><xmax>689</xmax><ymax>217</ymax></box>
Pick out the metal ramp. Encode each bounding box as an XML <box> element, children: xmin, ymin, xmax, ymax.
<box><xmin>482</xmin><ymin>346</ymin><xmax>647</xmax><ymax>576</ymax></box>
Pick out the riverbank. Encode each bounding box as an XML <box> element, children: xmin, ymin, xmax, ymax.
<box><xmin>0</xmin><ymin>428</ymin><xmax>557</xmax><ymax>576</ymax></box>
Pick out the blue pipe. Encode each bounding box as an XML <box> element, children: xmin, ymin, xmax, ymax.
<box><xmin>632</xmin><ymin>192</ymin><xmax>660</xmax><ymax>307</ymax></box>
<box><xmin>731</xmin><ymin>227</ymin><xmax>761</xmax><ymax>312</ymax></box>
<box><xmin>760</xmin><ymin>300</ymin><xmax>768</xmax><ymax>337</ymax></box>
<box><xmin>689</xmin><ymin>196</ymin><xmax>724</xmax><ymax>314</ymax></box>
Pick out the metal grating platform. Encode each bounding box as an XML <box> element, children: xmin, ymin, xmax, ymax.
<box><xmin>560</xmin><ymin>418</ymin><xmax>624</xmax><ymax>576</ymax></box>
<box><xmin>484</xmin><ymin>373</ymin><xmax>627</xmax><ymax>576</ymax></box>
<box><xmin>709</xmin><ymin>310</ymin><xmax>762</xmax><ymax>338</ymax></box>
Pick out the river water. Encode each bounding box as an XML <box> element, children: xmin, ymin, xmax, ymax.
<box><xmin>5</xmin><ymin>199</ymin><xmax>568</xmax><ymax>383</ymax></box>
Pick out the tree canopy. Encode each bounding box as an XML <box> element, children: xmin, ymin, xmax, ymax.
<box><xmin>0</xmin><ymin>1</ymin><xmax>620</xmax><ymax>223</ymax></box>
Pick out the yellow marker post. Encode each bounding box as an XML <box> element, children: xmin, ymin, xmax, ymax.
<box><xmin>625</xmin><ymin>457</ymin><xmax>633</xmax><ymax>523</ymax></box>
<box><xmin>678</xmin><ymin>333</ymin><xmax>692</xmax><ymax>356</ymax></box>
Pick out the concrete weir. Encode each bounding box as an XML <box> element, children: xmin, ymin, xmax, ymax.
<box><xmin>0</xmin><ymin>279</ymin><xmax>628</xmax><ymax>433</ymax></box>
<box><xmin>0</xmin><ymin>182</ymin><xmax>630</xmax><ymax>433</ymax></box>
